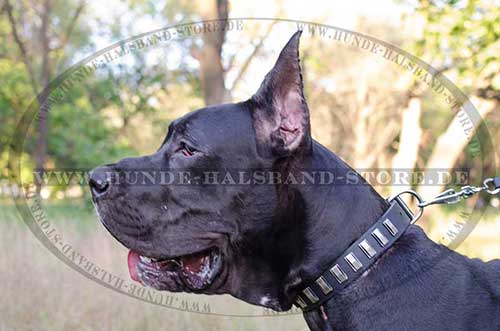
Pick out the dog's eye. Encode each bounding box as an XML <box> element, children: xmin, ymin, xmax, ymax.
<box><xmin>178</xmin><ymin>142</ymin><xmax>196</xmax><ymax>157</ymax></box>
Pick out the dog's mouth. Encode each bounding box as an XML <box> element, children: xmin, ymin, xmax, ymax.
<box><xmin>127</xmin><ymin>247</ymin><xmax>223</xmax><ymax>291</ymax></box>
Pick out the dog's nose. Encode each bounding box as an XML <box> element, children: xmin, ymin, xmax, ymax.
<box><xmin>89</xmin><ymin>166</ymin><xmax>111</xmax><ymax>197</ymax></box>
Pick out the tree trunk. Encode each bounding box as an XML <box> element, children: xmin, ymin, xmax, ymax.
<box><xmin>391</xmin><ymin>97</ymin><xmax>422</xmax><ymax>194</ymax></box>
<box><xmin>417</xmin><ymin>96</ymin><xmax>497</xmax><ymax>200</ymax></box>
<box><xmin>34</xmin><ymin>0</ymin><xmax>52</xmax><ymax>192</ymax></box>
<box><xmin>198</xmin><ymin>0</ymin><xmax>229</xmax><ymax>105</ymax></box>
<box><xmin>352</xmin><ymin>74</ymin><xmax>371</xmax><ymax>169</ymax></box>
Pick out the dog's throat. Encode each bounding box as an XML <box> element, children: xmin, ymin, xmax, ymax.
<box><xmin>293</xmin><ymin>196</ymin><xmax>414</xmax><ymax>311</ymax></box>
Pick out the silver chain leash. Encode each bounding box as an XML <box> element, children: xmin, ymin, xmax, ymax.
<box><xmin>390</xmin><ymin>176</ymin><xmax>500</xmax><ymax>224</ymax></box>
<box><xmin>418</xmin><ymin>177</ymin><xmax>500</xmax><ymax>208</ymax></box>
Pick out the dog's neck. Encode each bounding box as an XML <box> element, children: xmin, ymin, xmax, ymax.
<box><xmin>235</xmin><ymin>141</ymin><xmax>400</xmax><ymax>315</ymax></box>
<box><xmin>283</xmin><ymin>141</ymin><xmax>394</xmax><ymax>323</ymax></box>
<box><xmin>285</xmin><ymin>141</ymin><xmax>389</xmax><ymax>290</ymax></box>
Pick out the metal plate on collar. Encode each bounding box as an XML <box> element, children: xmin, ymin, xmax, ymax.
<box><xmin>359</xmin><ymin>239</ymin><xmax>376</xmax><ymax>258</ymax></box>
<box><xmin>330</xmin><ymin>264</ymin><xmax>348</xmax><ymax>283</ymax></box>
<box><xmin>383</xmin><ymin>218</ymin><xmax>398</xmax><ymax>236</ymax></box>
<box><xmin>295</xmin><ymin>296</ymin><xmax>308</xmax><ymax>309</ymax></box>
<box><xmin>344</xmin><ymin>252</ymin><xmax>363</xmax><ymax>271</ymax></box>
<box><xmin>303</xmin><ymin>287</ymin><xmax>319</xmax><ymax>303</ymax></box>
<box><xmin>372</xmin><ymin>228</ymin><xmax>388</xmax><ymax>247</ymax></box>
<box><xmin>316</xmin><ymin>276</ymin><xmax>333</xmax><ymax>294</ymax></box>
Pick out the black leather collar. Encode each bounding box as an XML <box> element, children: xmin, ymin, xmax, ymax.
<box><xmin>294</xmin><ymin>196</ymin><xmax>415</xmax><ymax>311</ymax></box>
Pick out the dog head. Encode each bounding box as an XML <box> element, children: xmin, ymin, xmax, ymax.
<box><xmin>90</xmin><ymin>31</ymin><xmax>311</xmax><ymax>310</ymax></box>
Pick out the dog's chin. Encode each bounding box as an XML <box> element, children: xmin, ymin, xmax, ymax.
<box><xmin>127</xmin><ymin>247</ymin><xmax>224</xmax><ymax>292</ymax></box>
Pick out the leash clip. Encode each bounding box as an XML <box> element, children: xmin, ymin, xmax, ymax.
<box><xmin>418</xmin><ymin>187</ymin><xmax>472</xmax><ymax>207</ymax></box>
<box><xmin>483</xmin><ymin>178</ymin><xmax>500</xmax><ymax>195</ymax></box>
<box><xmin>429</xmin><ymin>188</ymin><xmax>462</xmax><ymax>205</ymax></box>
<box><xmin>418</xmin><ymin>180</ymin><xmax>498</xmax><ymax>208</ymax></box>
<box><xmin>390</xmin><ymin>176</ymin><xmax>499</xmax><ymax>224</ymax></box>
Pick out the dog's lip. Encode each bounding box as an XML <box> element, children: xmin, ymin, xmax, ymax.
<box><xmin>128</xmin><ymin>247</ymin><xmax>224</xmax><ymax>291</ymax></box>
<box><xmin>128</xmin><ymin>250</ymin><xmax>142</xmax><ymax>282</ymax></box>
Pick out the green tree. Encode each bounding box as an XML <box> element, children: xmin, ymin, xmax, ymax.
<box><xmin>410</xmin><ymin>0</ymin><xmax>499</xmax><ymax>199</ymax></box>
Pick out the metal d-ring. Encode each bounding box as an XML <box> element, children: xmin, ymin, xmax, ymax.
<box><xmin>389</xmin><ymin>190</ymin><xmax>425</xmax><ymax>224</ymax></box>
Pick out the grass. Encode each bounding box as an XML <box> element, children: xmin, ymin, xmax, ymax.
<box><xmin>0</xmin><ymin>199</ymin><xmax>306</xmax><ymax>331</ymax></box>
<box><xmin>0</xmin><ymin>198</ymin><xmax>499</xmax><ymax>331</ymax></box>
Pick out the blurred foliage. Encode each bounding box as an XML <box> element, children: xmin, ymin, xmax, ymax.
<box><xmin>0</xmin><ymin>0</ymin><xmax>498</xmax><ymax>203</ymax></box>
<box><xmin>0</xmin><ymin>0</ymin><xmax>198</xmax><ymax>189</ymax></box>
<box><xmin>410</xmin><ymin>0</ymin><xmax>499</xmax><ymax>189</ymax></box>
<box><xmin>414</xmin><ymin>0</ymin><xmax>499</xmax><ymax>95</ymax></box>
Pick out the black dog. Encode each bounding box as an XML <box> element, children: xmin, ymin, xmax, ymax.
<box><xmin>90</xmin><ymin>31</ymin><xmax>500</xmax><ymax>330</ymax></box>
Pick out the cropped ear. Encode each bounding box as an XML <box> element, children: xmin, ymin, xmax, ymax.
<box><xmin>250</xmin><ymin>30</ymin><xmax>311</xmax><ymax>158</ymax></box>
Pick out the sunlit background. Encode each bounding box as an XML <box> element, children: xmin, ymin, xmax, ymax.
<box><xmin>1</xmin><ymin>0</ymin><xmax>499</xmax><ymax>330</ymax></box>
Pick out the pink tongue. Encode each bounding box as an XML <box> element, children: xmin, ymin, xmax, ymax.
<box><xmin>127</xmin><ymin>250</ymin><xmax>141</xmax><ymax>282</ymax></box>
